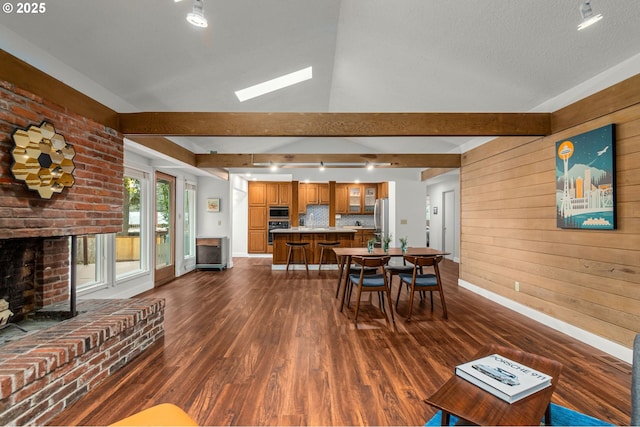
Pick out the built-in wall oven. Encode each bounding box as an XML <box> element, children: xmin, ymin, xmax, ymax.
<box><xmin>269</xmin><ymin>206</ymin><xmax>289</xmax><ymax>219</ymax></box>
<box><xmin>268</xmin><ymin>220</ymin><xmax>290</xmax><ymax>245</ymax></box>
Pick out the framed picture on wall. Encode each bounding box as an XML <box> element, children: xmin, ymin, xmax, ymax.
<box><xmin>207</xmin><ymin>197</ymin><xmax>220</xmax><ymax>213</ymax></box>
<box><xmin>555</xmin><ymin>124</ymin><xmax>616</xmax><ymax>229</ymax></box>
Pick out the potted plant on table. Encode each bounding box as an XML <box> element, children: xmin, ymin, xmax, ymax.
<box><xmin>399</xmin><ymin>236</ymin><xmax>408</xmax><ymax>253</ymax></box>
<box><xmin>367</xmin><ymin>237</ymin><xmax>376</xmax><ymax>253</ymax></box>
<box><xmin>382</xmin><ymin>233</ymin><xmax>392</xmax><ymax>253</ymax></box>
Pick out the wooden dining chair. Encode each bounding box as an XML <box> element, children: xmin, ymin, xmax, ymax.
<box><xmin>397</xmin><ymin>255</ymin><xmax>448</xmax><ymax>320</ymax></box>
<box><xmin>342</xmin><ymin>256</ymin><xmax>395</xmax><ymax>328</ymax></box>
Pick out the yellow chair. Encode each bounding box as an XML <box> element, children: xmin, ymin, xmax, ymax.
<box><xmin>110</xmin><ymin>403</ymin><xmax>198</xmax><ymax>426</ymax></box>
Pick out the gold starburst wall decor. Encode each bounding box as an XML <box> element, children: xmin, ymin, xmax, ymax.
<box><xmin>11</xmin><ymin>122</ymin><xmax>76</xmax><ymax>199</ymax></box>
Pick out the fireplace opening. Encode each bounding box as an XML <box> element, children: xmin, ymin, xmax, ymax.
<box><xmin>0</xmin><ymin>236</ymin><xmax>76</xmax><ymax>346</ymax></box>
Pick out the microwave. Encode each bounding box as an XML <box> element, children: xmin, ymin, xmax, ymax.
<box><xmin>269</xmin><ymin>206</ymin><xmax>289</xmax><ymax>218</ymax></box>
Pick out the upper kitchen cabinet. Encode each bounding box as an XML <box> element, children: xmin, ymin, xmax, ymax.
<box><xmin>267</xmin><ymin>182</ymin><xmax>291</xmax><ymax>205</ymax></box>
<box><xmin>249</xmin><ymin>182</ymin><xmax>267</xmax><ymax>206</ymax></box>
<box><xmin>298</xmin><ymin>183</ymin><xmax>330</xmax><ymax>213</ymax></box>
<box><xmin>348</xmin><ymin>185</ymin><xmax>361</xmax><ymax>213</ymax></box>
<box><xmin>377</xmin><ymin>181</ymin><xmax>389</xmax><ymax>199</ymax></box>
<box><xmin>335</xmin><ymin>183</ymin><xmax>349</xmax><ymax>214</ymax></box>
<box><xmin>337</xmin><ymin>183</ymin><xmax>380</xmax><ymax>214</ymax></box>
<box><xmin>363</xmin><ymin>185</ymin><xmax>377</xmax><ymax>212</ymax></box>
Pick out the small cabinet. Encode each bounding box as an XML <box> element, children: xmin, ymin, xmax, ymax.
<box><xmin>196</xmin><ymin>237</ymin><xmax>228</xmax><ymax>270</ymax></box>
<box><xmin>352</xmin><ymin>229</ymin><xmax>376</xmax><ymax>247</ymax></box>
<box><xmin>335</xmin><ymin>183</ymin><xmax>349</xmax><ymax>214</ymax></box>
<box><xmin>249</xmin><ymin>182</ymin><xmax>267</xmax><ymax>205</ymax></box>
<box><xmin>378</xmin><ymin>182</ymin><xmax>389</xmax><ymax>199</ymax></box>
<box><xmin>248</xmin><ymin>206</ymin><xmax>266</xmax><ymax>229</ymax></box>
<box><xmin>363</xmin><ymin>185</ymin><xmax>377</xmax><ymax>212</ymax></box>
<box><xmin>348</xmin><ymin>185</ymin><xmax>361</xmax><ymax>213</ymax></box>
<box><xmin>248</xmin><ymin>230</ymin><xmax>267</xmax><ymax>253</ymax></box>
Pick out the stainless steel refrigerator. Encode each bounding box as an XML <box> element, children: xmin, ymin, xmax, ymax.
<box><xmin>374</xmin><ymin>198</ymin><xmax>389</xmax><ymax>244</ymax></box>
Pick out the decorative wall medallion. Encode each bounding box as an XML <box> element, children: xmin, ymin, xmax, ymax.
<box><xmin>11</xmin><ymin>122</ymin><xmax>76</xmax><ymax>199</ymax></box>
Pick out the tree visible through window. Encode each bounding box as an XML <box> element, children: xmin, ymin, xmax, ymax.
<box><xmin>117</xmin><ymin>176</ymin><xmax>144</xmax><ymax>277</ymax></box>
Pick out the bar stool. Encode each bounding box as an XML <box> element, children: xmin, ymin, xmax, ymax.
<box><xmin>286</xmin><ymin>242</ymin><xmax>309</xmax><ymax>271</ymax></box>
<box><xmin>317</xmin><ymin>241</ymin><xmax>340</xmax><ymax>271</ymax></box>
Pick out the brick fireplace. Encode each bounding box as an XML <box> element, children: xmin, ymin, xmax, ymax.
<box><xmin>0</xmin><ymin>78</ymin><xmax>124</xmax><ymax>319</ymax></box>
<box><xmin>0</xmin><ymin>80</ymin><xmax>165</xmax><ymax>425</ymax></box>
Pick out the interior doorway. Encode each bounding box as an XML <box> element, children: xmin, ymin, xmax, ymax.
<box><xmin>442</xmin><ymin>190</ymin><xmax>455</xmax><ymax>260</ymax></box>
<box><xmin>154</xmin><ymin>172</ymin><xmax>175</xmax><ymax>287</ymax></box>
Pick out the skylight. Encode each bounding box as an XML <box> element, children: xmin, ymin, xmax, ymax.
<box><xmin>235</xmin><ymin>66</ymin><xmax>312</xmax><ymax>102</ymax></box>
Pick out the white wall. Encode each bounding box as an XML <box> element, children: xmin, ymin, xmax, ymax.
<box><xmin>392</xmin><ymin>179</ymin><xmax>427</xmax><ymax>248</ymax></box>
<box><xmin>425</xmin><ymin>172</ymin><xmax>460</xmax><ymax>262</ymax></box>
<box><xmin>231</xmin><ymin>176</ymin><xmax>248</xmax><ymax>257</ymax></box>
<box><xmin>197</xmin><ymin>175</ymin><xmax>233</xmax><ymax>267</ymax></box>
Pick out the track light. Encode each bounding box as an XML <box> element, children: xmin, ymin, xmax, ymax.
<box><xmin>578</xmin><ymin>1</ymin><xmax>603</xmax><ymax>31</ymax></box>
<box><xmin>187</xmin><ymin>0</ymin><xmax>208</xmax><ymax>28</ymax></box>
<box><xmin>366</xmin><ymin>161</ymin><xmax>374</xmax><ymax>171</ymax></box>
<box><xmin>319</xmin><ymin>161</ymin><xmax>325</xmax><ymax>171</ymax></box>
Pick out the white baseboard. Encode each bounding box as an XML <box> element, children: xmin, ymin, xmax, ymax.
<box><xmin>458</xmin><ymin>278</ymin><xmax>632</xmax><ymax>364</ymax></box>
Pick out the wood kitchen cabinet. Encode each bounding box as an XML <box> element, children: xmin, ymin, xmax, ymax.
<box><xmin>298</xmin><ymin>183</ymin><xmax>330</xmax><ymax>213</ymax></box>
<box><xmin>248</xmin><ymin>206</ymin><xmax>266</xmax><ymax>229</ymax></box>
<box><xmin>249</xmin><ymin>182</ymin><xmax>267</xmax><ymax>205</ymax></box>
<box><xmin>363</xmin><ymin>185</ymin><xmax>377</xmax><ymax>212</ymax></box>
<box><xmin>343</xmin><ymin>184</ymin><xmax>377</xmax><ymax>214</ymax></box>
<box><xmin>248</xmin><ymin>206</ymin><xmax>267</xmax><ymax>253</ymax></box>
<box><xmin>248</xmin><ymin>230</ymin><xmax>267</xmax><ymax>253</ymax></box>
<box><xmin>378</xmin><ymin>181</ymin><xmax>389</xmax><ymax>199</ymax></box>
<box><xmin>335</xmin><ymin>183</ymin><xmax>349</xmax><ymax>214</ymax></box>
<box><xmin>267</xmin><ymin>182</ymin><xmax>291</xmax><ymax>205</ymax></box>
<box><xmin>350</xmin><ymin>229</ymin><xmax>376</xmax><ymax>247</ymax></box>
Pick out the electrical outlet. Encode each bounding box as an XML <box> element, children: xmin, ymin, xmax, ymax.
<box><xmin>218</xmin><ymin>220</ymin><xmax>222</xmax><ymax>225</ymax></box>
<box><xmin>514</xmin><ymin>281</ymin><xmax>520</xmax><ymax>292</ymax></box>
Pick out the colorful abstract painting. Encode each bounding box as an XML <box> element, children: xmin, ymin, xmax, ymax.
<box><xmin>556</xmin><ymin>124</ymin><xmax>616</xmax><ymax>229</ymax></box>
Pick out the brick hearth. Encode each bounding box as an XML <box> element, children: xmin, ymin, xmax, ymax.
<box><xmin>0</xmin><ymin>298</ymin><xmax>165</xmax><ymax>426</ymax></box>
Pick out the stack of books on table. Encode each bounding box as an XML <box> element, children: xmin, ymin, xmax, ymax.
<box><xmin>455</xmin><ymin>353</ymin><xmax>553</xmax><ymax>404</ymax></box>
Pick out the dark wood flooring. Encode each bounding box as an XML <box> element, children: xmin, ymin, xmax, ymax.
<box><xmin>49</xmin><ymin>257</ymin><xmax>632</xmax><ymax>426</ymax></box>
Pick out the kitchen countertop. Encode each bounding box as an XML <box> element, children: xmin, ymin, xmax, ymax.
<box><xmin>271</xmin><ymin>227</ymin><xmax>358</xmax><ymax>233</ymax></box>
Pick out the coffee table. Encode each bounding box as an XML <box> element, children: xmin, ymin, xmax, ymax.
<box><xmin>424</xmin><ymin>344</ymin><xmax>563</xmax><ymax>426</ymax></box>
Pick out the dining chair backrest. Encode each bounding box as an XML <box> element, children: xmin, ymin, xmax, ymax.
<box><xmin>398</xmin><ymin>255</ymin><xmax>447</xmax><ymax>320</ymax></box>
<box><xmin>403</xmin><ymin>255</ymin><xmax>442</xmax><ymax>279</ymax></box>
<box><xmin>351</xmin><ymin>255</ymin><xmax>390</xmax><ymax>270</ymax></box>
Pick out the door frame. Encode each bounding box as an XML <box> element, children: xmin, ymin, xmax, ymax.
<box><xmin>154</xmin><ymin>171</ymin><xmax>176</xmax><ymax>287</ymax></box>
<box><xmin>442</xmin><ymin>189</ymin><xmax>456</xmax><ymax>260</ymax></box>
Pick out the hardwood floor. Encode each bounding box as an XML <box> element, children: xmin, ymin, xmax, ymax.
<box><xmin>49</xmin><ymin>258</ymin><xmax>632</xmax><ymax>426</ymax></box>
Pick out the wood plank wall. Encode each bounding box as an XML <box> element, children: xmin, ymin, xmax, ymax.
<box><xmin>459</xmin><ymin>104</ymin><xmax>640</xmax><ymax>349</ymax></box>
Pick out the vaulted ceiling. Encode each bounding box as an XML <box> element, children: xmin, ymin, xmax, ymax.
<box><xmin>1</xmin><ymin>0</ymin><xmax>640</xmax><ymax>175</ymax></box>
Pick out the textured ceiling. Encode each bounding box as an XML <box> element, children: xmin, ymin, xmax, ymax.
<box><xmin>1</xmin><ymin>0</ymin><xmax>640</xmax><ymax>168</ymax></box>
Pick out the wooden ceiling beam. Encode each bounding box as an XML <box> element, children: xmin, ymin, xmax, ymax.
<box><xmin>127</xmin><ymin>136</ymin><xmax>197</xmax><ymax>166</ymax></box>
<box><xmin>421</xmin><ymin>168</ymin><xmax>458</xmax><ymax>181</ymax></box>
<box><xmin>195</xmin><ymin>153</ymin><xmax>461</xmax><ymax>168</ymax></box>
<box><xmin>119</xmin><ymin>112</ymin><xmax>550</xmax><ymax>137</ymax></box>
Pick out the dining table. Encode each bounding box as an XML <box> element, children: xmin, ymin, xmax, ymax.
<box><xmin>332</xmin><ymin>247</ymin><xmax>450</xmax><ymax>310</ymax></box>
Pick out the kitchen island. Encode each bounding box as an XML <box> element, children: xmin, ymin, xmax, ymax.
<box><xmin>272</xmin><ymin>227</ymin><xmax>368</xmax><ymax>270</ymax></box>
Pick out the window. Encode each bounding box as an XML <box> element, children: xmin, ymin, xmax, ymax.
<box><xmin>74</xmin><ymin>234</ymin><xmax>105</xmax><ymax>291</ymax></box>
<box><xmin>184</xmin><ymin>182</ymin><xmax>196</xmax><ymax>259</ymax></box>
<box><xmin>116</xmin><ymin>170</ymin><xmax>148</xmax><ymax>279</ymax></box>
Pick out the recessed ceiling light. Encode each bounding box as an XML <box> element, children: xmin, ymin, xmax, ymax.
<box><xmin>187</xmin><ymin>0</ymin><xmax>208</xmax><ymax>28</ymax></box>
<box><xmin>235</xmin><ymin>66</ymin><xmax>312</xmax><ymax>102</ymax></box>
<box><xmin>578</xmin><ymin>1</ymin><xmax>603</xmax><ymax>30</ymax></box>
